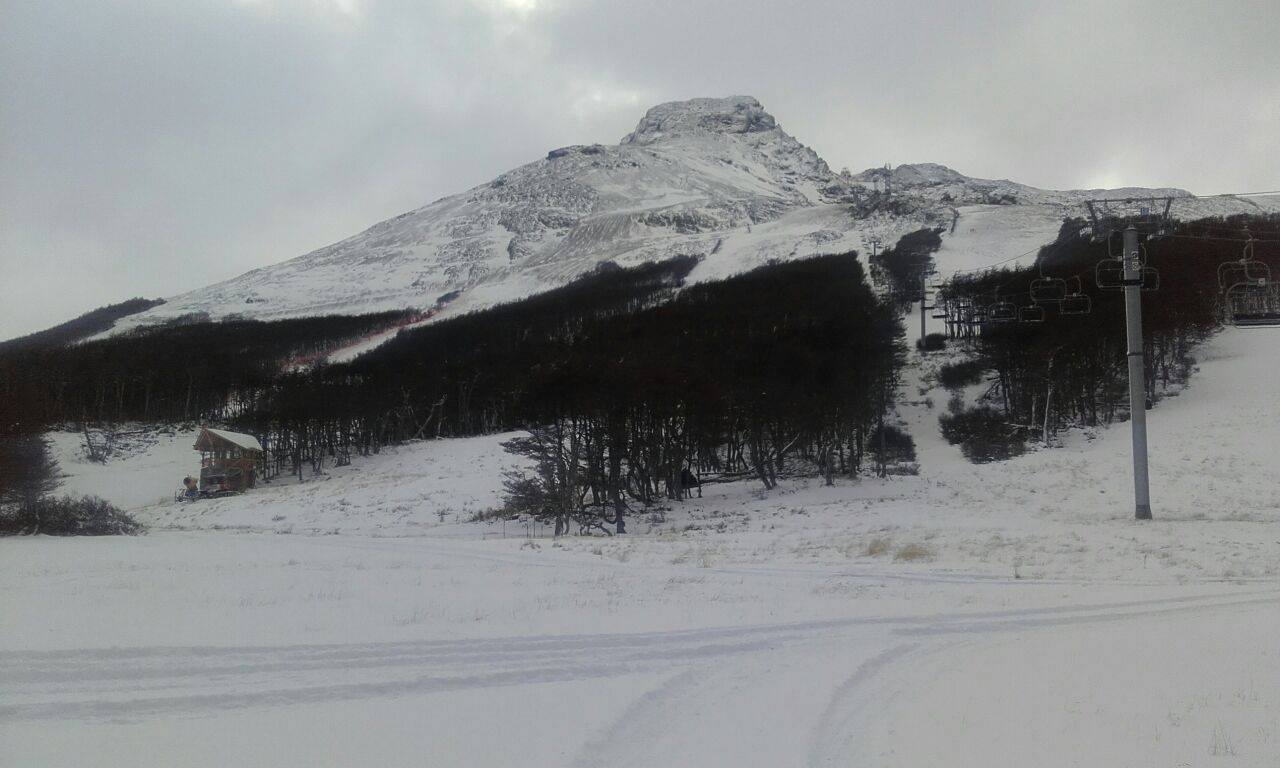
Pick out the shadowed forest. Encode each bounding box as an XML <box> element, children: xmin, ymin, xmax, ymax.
<box><xmin>935</xmin><ymin>214</ymin><xmax>1280</xmax><ymax>461</ymax></box>
<box><xmin>1</xmin><ymin>254</ymin><xmax>905</xmax><ymax>531</ymax></box>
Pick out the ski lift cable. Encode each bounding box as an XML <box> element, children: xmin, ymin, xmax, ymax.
<box><xmin>1164</xmin><ymin>233</ymin><xmax>1280</xmax><ymax>244</ymax></box>
<box><xmin>940</xmin><ymin>219</ymin><xmax>1278</xmax><ymax>308</ymax></box>
<box><xmin>940</xmin><ymin>246</ymin><xmax>1044</xmax><ymax>279</ymax></box>
<box><xmin>1179</xmin><ymin>189</ymin><xmax>1280</xmax><ymax>199</ymax></box>
<box><xmin>943</xmin><ymin>230</ymin><xmax>1278</xmax><ymax>287</ymax></box>
<box><xmin>943</xmin><ymin>195</ymin><xmax>1280</xmax><ymax>278</ymax></box>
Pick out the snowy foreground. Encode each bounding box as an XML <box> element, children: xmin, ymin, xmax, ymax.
<box><xmin>4</xmin><ymin>329</ymin><xmax>1280</xmax><ymax>766</ymax></box>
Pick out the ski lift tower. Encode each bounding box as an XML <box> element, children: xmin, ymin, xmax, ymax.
<box><xmin>1084</xmin><ymin>196</ymin><xmax>1175</xmax><ymax>520</ymax></box>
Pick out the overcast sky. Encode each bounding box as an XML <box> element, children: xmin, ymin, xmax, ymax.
<box><xmin>2</xmin><ymin>0</ymin><xmax>1277</xmax><ymax>340</ymax></box>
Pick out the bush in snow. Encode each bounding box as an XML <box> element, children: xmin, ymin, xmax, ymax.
<box><xmin>938</xmin><ymin>359</ymin><xmax>988</xmax><ymax>390</ymax></box>
<box><xmin>939</xmin><ymin>406</ymin><xmax>1027</xmax><ymax>463</ymax></box>
<box><xmin>916</xmin><ymin>333</ymin><xmax>947</xmax><ymax>352</ymax></box>
<box><xmin>1</xmin><ymin>495</ymin><xmax>142</xmax><ymax>536</ymax></box>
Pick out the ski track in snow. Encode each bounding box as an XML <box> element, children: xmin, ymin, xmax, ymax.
<box><xmin>4</xmin><ymin>588</ymin><xmax>1273</xmax><ymax>734</ymax></box>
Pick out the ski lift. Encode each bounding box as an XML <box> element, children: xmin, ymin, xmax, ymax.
<box><xmin>1030</xmin><ymin>276</ymin><xmax>1067</xmax><ymax>304</ymax></box>
<box><xmin>1139</xmin><ymin>267</ymin><xmax>1160</xmax><ymax>292</ymax></box>
<box><xmin>1095</xmin><ymin>260</ymin><xmax>1124</xmax><ymax>289</ymax></box>
<box><xmin>1225</xmin><ymin>280</ymin><xmax>1280</xmax><ymax>327</ymax></box>
<box><xmin>1218</xmin><ymin>233</ymin><xmax>1280</xmax><ymax>326</ymax></box>
<box><xmin>1085</xmin><ymin>197</ymin><xmax>1174</xmax><ymax>243</ymax></box>
<box><xmin>1018</xmin><ymin>304</ymin><xmax>1046</xmax><ymax>323</ymax></box>
<box><xmin>1219</xmin><ymin>260</ymin><xmax>1270</xmax><ymax>292</ymax></box>
<box><xmin>1059</xmin><ymin>276</ymin><xmax>1092</xmax><ymax>315</ymax></box>
<box><xmin>987</xmin><ymin>301</ymin><xmax>1018</xmax><ymax>322</ymax></box>
<box><xmin>1061</xmin><ymin>294</ymin><xmax>1092</xmax><ymax>315</ymax></box>
<box><xmin>1217</xmin><ymin>233</ymin><xmax>1270</xmax><ymax>292</ymax></box>
<box><xmin>1096</xmin><ymin>261</ymin><xmax>1159</xmax><ymax>291</ymax></box>
<box><xmin>980</xmin><ymin>287</ymin><xmax>1015</xmax><ymax>323</ymax></box>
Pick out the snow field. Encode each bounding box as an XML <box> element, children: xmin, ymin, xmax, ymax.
<box><xmin>3</xmin><ymin>532</ymin><xmax>1273</xmax><ymax>767</ymax></box>
<box><xmin>934</xmin><ymin>203</ymin><xmax>1068</xmax><ymax>277</ymax></box>
<box><xmin>4</xmin><ymin>327</ymin><xmax>1279</xmax><ymax>766</ymax></box>
<box><xmin>48</xmin><ymin>427</ymin><xmax>198</xmax><ymax>511</ymax></box>
<box><xmin>137</xmin><ymin>433</ymin><xmax>528</xmax><ymax>536</ymax></box>
<box><xmin>852</xmin><ymin>602</ymin><xmax>1280</xmax><ymax>766</ymax></box>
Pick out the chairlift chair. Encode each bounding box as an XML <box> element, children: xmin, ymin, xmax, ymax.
<box><xmin>1060</xmin><ymin>294</ymin><xmax>1093</xmax><ymax>315</ymax></box>
<box><xmin>1217</xmin><ymin>237</ymin><xmax>1270</xmax><ymax>293</ymax></box>
<box><xmin>1018</xmin><ymin>305</ymin><xmax>1046</xmax><ymax>323</ymax></box>
<box><xmin>1224</xmin><ymin>279</ymin><xmax>1280</xmax><ymax>327</ymax></box>
<box><xmin>1095</xmin><ymin>261</ymin><xmax>1124</xmax><ymax>290</ymax></box>
<box><xmin>987</xmin><ymin>301</ymin><xmax>1018</xmax><ymax>322</ymax></box>
<box><xmin>1030</xmin><ymin>277</ymin><xmax>1067</xmax><ymax>304</ymax></box>
<box><xmin>1059</xmin><ymin>276</ymin><xmax>1092</xmax><ymax>315</ymax></box>
<box><xmin>1095</xmin><ymin>262</ymin><xmax>1159</xmax><ymax>292</ymax></box>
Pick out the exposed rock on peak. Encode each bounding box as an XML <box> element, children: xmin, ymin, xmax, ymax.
<box><xmin>621</xmin><ymin>96</ymin><xmax>777</xmax><ymax>145</ymax></box>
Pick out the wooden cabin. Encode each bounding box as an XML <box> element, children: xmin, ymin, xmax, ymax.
<box><xmin>194</xmin><ymin>427</ymin><xmax>263</xmax><ymax>494</ymax></box>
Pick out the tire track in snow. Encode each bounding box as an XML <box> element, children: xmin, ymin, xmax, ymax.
<box><xmin>3</xmin><ymin>590</ymin><xmax>1274</xmax><ymax>725</ymax></box>
<box><xmin>806</xmin><ymin>643</ymin><xmax>921</xmax><ymax>767</ymax></box>
<box><xmin>570</xmin><ymin>669</ymin><xmax>710</xmax><ymax>768</ymax></box>
<box><xmin>8</xmin><ymin>588</ymin><xmax>1265</xmax><ymax>686</ymax></box>
<box><xmin>806</xmin><ymin>593</ymin><xmax>1280</xmax><ymax>767</ymax></box>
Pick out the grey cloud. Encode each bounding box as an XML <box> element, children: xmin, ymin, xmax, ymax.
<box><xmin>2</xmin><ymin>0</ymin><xmax>1276</xmax><ymax>338</ymax></box>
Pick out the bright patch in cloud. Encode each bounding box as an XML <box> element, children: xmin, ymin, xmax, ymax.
<box><xmin>471</xmin><ymin>0</ymin><xmax>544</xmax><ymax>17</ymax></box>
<box><xmin>233</xmin><ymin>0</ymin><xmax>364</xmax><ymax>19</ymax></box>
<box><xmin>570</xmin><ymin>84</ymin><xmax>646</xmax><ymax>122</ymax></box>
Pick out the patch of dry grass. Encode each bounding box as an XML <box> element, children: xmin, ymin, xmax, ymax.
<box><xmin>863</xmin><ymin>537</ymin><xmax>892</xmax><ymax>557</ymax></box>
<box><xmin>894</xmin><ymin>543</ymin><xmax>935</xmax><ymax>562</ymax></box>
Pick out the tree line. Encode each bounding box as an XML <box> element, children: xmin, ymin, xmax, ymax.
<box><xmin>2</xmin><ymin>254</ymin><xmax>907</xmax><ymax>523</ymax></box>
<box><xmin>869</xmin><ymin>227</ymin><xmax>943</xmax><ymax>303</ymax></box>
<box><xmin>0</xmin><ymin>297</ymin><xmax>165</xmax><ymax>354</ymax></box>
<box><xmin>239</xmin><ymin>254</ymin><xmax>906</xmax><ymax>528</ymax></box>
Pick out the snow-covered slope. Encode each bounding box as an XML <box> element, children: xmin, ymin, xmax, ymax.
<box><xmin>110</xmin><ymin>97</ymin><xmax>1278</xmax><ymax>333</ymax></box>
<box><xmin>113</xmin><ymin>96</ymin><xmax>885</xmax><ymax>330</ymax></box>
<box><xmin>10</xmin><ymin>326</ymin><xmax>1280</xmax><ymax>767</ymax></box>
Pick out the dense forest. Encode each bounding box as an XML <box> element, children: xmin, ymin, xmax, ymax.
<box><xmin>1</xmin><ymin>254</ymin><xmax>906</xmax><ymax>532</ymax></box>
<box><xmin>935</xmin><ymin>214</ymin><xmax>1280</xmax><ymax>461</ymax></box>
<box><xmin>235</xmin><ymin>254</ymin><xmax>905</xmax><ymax>532</ymax></box>
<box><xmin>0</xmin><ymin>310</ymin><xmax>418</xmax><ymax>430</ymax></box>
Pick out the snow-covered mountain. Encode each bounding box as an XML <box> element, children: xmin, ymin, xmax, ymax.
<box><xmin>114</xmin><ymin>96</ymin><xmax>1280</xmax><ymax>331</ymax></box>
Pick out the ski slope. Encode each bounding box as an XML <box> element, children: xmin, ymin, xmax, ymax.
<box><xmin>6</xmin><ymin>328</ymin><xmax>1280</xmax><ymax>766</ymax></box>
<box><xmin>934</xmin><ymin>203</ymin><xmax>1067</xmax><ymax>276</ymax></box>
